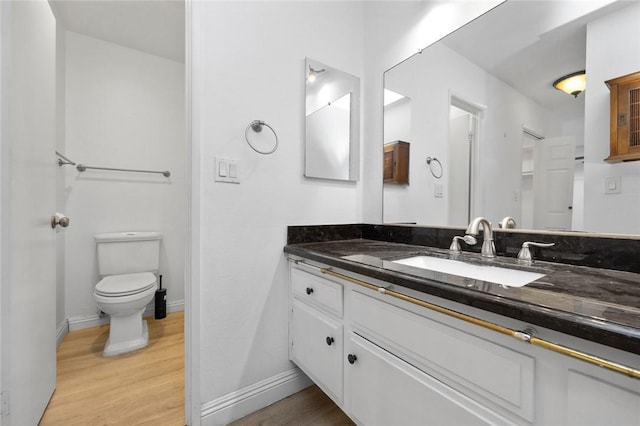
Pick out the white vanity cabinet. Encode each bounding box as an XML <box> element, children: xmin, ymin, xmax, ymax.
<box><xmin>289</xmin><ymin>267</ymin><xmax>344</xmax><ymax>404</ymax></box>
<box><xmin>288</xmin><ymin>260</ymin><xmax>640</xmax><ymax>425</ymax></box>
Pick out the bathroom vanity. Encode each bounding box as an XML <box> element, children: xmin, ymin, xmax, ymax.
<box><xmin>285</xmin><ymin>225</ymin><xmax>640</xmax><ymax>425</ymax></box>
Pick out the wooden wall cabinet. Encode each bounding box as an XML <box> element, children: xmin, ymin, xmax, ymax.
<box><xmin>605</xmin><ymin>71</ymin><xmax>640</xmax><ymax>163</ymax></box>
<box><xmin>383</xmin><ymin>141</ymin><xmax>409</xmax><ymax>184</ymax></box>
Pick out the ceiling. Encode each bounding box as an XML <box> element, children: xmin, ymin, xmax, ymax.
<box><xmin>441</xmin><ymin>1</ymin><xmax>628</xmax><ymax>116</ymax></box>
<box><xmin>50</xmin><ymin>0</ymin><xmax>185</xmax><ymax>63</ymax></box>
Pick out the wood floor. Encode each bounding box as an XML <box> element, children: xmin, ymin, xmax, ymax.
<box><xmin>40</xmin><ymin>311</ymin><xmax>185</xmax><ymax>426</ymax></box>
<box><xmin>229</xmin><ymin>385</ymin><xmax>355</xmax><ymax>426</ymax></box>
<box><xmin>40</xmin><ymin>310</ymin><xmax>351</xmax><ymax>426</ymax></box>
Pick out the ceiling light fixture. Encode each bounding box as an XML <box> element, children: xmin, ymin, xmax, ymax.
<box><xmin>307</xmin><ymin>65</ymin><xmax>325</xmax><ymax>82</ymax></box>
<box><xmin>553</xmin><ymin>70</ymin><xmax>586</xmax><ymax>98</ymax></box>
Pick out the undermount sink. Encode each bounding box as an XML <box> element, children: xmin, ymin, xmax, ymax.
<box><xmin>392</xmin><ymin>255</ymin><xmax>545</xmax><ymax>288</ymax></box>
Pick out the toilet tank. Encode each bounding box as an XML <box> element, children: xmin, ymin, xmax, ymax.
<box><xmin>95</xmin><ymin>231</ymin><xmax>161</xmax><ymax>276</ymax></box>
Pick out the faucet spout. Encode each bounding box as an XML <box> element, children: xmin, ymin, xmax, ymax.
<box><xmin>466</xmin><ymin>217</ymin><xmax>496</xmax><ymax>258</ymax></box>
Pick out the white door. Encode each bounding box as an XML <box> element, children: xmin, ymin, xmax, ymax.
<box><xmin>1</xmin><ymin>1</ymin><xmax>58</xmax><ymax>424</ymax></box>
<box><xmin>448</xmin><ymin>106</ymin><xmax>474</xmax><ymax>226</ymax></box>
<box><xmin>533</xmin><ymin>136</ymin><xmax>576</xmax><ymax>231</ymax></box>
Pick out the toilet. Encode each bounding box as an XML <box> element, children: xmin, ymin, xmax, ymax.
<box><xmin>94</xmin><ymin>231</ymin><xmax>161</xmax><ymax>357</ymax></box>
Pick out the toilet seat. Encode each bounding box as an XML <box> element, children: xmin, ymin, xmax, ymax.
<box><xmin>95</xmin><ymin>272</ymin><xmax>157</xmax><ymax>297</ymax></box>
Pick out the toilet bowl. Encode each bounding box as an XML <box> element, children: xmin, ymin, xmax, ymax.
<box><xmin>93</xmin><ymin>231</ymin><xmax>162</xmax><ymax>357</ymax></box>
<box><xmin>94</xmin><ymin>272</ymin><xmax>157</xmax><ymax>357</ymax></box>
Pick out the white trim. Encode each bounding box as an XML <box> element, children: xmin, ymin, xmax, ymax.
<box><xmin>67</xmin><ymin>312</ymin><xmax>108</xmax><ymax>331</ymax></box>
<box><xmin>55</xmin><ymin>319</ymin><xmax>68</xmax><ymax>348</ymax></box>
<box><xmin>200</xmin><ymin>368</ymin><xmax>312</xmax><ymax>425</ymax></box>
<box><xmin>185</xmin><ymin>0</ymin><xmax>200</xmax><ymax>424</ymax></box>
<box><xmin>67</xmin><ymin>300</ymin><xmax>185</xmax><ymax>331</ymax></box>
<box><xmin>0</xmin><ymin>3</ymin><xmax>10</xmax><ymax>423</ymax></box>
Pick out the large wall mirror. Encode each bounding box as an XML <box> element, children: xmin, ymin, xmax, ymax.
<box><xmin>383</xmin><ymin>0</ymin><xmax>640</xmax><ymax>235</ymax></box>
<box><xmin>305</xmin><ymin>57</ymin><xmax>360</xmax><ymax>181</ymax></box>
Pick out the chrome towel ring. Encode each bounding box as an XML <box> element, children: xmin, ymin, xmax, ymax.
<box><xmin>426</xmin><ymin>156</ymin><xmax>443</xmax><ymax>179</ymax></box>
<box><xmin>245</xmin><ymin>120</ymin><xmax>278</xmax><ymax>155</ymax></box>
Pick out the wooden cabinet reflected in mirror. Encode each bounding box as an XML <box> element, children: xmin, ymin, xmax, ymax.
<box><xmin>605</xmin><ymin>71</ymin><xmax>640</xmax><ymax>163</ymax></box>
<box><xmin>383</xmin><ymin>141</ymin><xmax>409</xmax><ymax>185</ymax></box>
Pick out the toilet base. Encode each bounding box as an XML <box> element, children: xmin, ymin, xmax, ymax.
<box><xmin>103</xmin><ymin>316</ymin><xmax>149</xmax><ymax>357</ymax></box>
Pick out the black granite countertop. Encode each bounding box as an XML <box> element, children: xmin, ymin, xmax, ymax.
<box><xmin>284</xmin><ymin>239</ymin><xmax>640</xmax><ymax>355</ymax></box>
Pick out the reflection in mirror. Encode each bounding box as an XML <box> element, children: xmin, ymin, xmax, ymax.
<box><xmin>383</xmin><ymin>0</ymin><xmax>640</xmax><ymax>235</ymax></box>
<box><xmin>305</xmin><ymin>58</ymin><xmax>359</xmax><ymax>181</ymax></box>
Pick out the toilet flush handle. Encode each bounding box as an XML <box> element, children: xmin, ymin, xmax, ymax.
<box><xmin>51</xmin><ymin>213</ymin><xmax>70</xmax><ymax>229</ymax></box>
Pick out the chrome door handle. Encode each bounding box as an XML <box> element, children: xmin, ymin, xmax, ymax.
<box><xmin>51</xmin><ymin>213</ymin><xmax>70</xmax><ymax>229</ymax></box>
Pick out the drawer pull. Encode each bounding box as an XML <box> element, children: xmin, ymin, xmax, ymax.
<box><xmin>347</xmin><ymin>353</ymin><xmax>358</xmax><ymax>364</ymax></box>
<box><xmin>326</xmin><ymin>336</ymin><xmax>334</xmax><ymax>346</ymax></box>
<box><xmin>305</xmin><ymin>287</ymin><xmax>314</xmax><ymax>295</ymax></box>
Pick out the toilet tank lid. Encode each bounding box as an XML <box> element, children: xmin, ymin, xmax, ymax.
<box><xmin>94</xmin><ymin>231</ymin><xmax>162</xmax><ymax>243</ymax></box>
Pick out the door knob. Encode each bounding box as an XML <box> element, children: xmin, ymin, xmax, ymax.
<box><xmin>51</xmin><ymin>213</ymin><xmax>70</xmax><ymax>229</ymax></box>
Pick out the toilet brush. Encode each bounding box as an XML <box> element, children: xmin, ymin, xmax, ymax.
<box><xmin>155</xmin><ymin>274</ymin><xmax>167</xmax><ymax>320</ymax></box>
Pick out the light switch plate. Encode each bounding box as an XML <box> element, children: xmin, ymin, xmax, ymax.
<box><xmin>604</xmin><ymin>176</ymin><xmax>621</xmax><ymax>194</ymax></box>
<box><xmin>215</xmin><ymin>157</ymin><xmax>240</xmax><ymax>184</ymax></box>
<box><xmin>434</xmin><ymin>183</ymin><xmax>444</xmax><ymax>198</ymax></box>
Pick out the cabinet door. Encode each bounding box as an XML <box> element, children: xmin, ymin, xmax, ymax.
<box><xmin>613</xmin><ymin>80</ymin><xmax>640</xmax><ymax>157</ymax></box>
<box><xmin>351</xmin><ymin>290</ymin><xmax>534</xmax><ymax>421</ymax></box>
<box><xmin>383</xmin><ymin>141</ymin><xmax>409</xmax><ymax>184</ymax></box>
<box><xmin>345</xmin><ymin>334</ymin><xmax>513</xmax><ymax>426</ymax></box>
<box><xmin>566</xmin><ymin>370</ymin><xmax>640</xmax><ymax>426</ymax></box>
<box><xmin>291</xmin><ymin>299</ymin><xmax>343</xmax><ymax>403</ymax></box>
<box><xmin>605</xmin><ymin>72</ymin><xmax>640</xmax><ymax>162</ymax></box>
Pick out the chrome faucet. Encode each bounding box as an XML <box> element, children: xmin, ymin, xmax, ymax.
<box><xmin>517</xmin><ymin>241</ymin><xmax>555</xmax><ymax>261</ymax></box>
<box><xmin>449</xmin><ymin>235</ymin><xmax>477</xmax><ymax>253</ymax></box>
<box><xmin>466</xmin><ymin>217</ymin><xmax>496</xmax><ymax>258</ymax></box>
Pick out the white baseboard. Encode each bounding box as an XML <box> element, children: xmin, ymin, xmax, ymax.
<box><xmin>67</xmin><ymin>299</ymin><xmax>185</xmax><ymax>331</ymax></box>
<box><xmin>67</xmin><ymin>312</ymin><xmax>109</xmax><ymax>331</ymax></box>
<box><xmin>201</xmin><ymin>367</ymin><xmax>312</xmax><ymax>426</ymax></box>
<box><xmin>56</xmin><ymin>319</ymin><xmax>69</xmax><ymax>348</ymax></box>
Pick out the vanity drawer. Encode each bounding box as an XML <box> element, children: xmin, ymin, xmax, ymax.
<box><xmin>351</xmin><ymin>290</ymin><xmax>535</xmax><ymax>422</ymax></box>
<box><xmin>291</xmin><ymin>267</ymin><xmax>343</xmax><ymax>317</ymax></box>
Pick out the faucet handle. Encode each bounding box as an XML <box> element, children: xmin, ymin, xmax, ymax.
<box><xmin>517</xmin><ymin>242</ymin><xmax>555</xmax><ymax>261</ymax></box>
<box><xmin>449</xmin><ymin>235</ymin><xmax>477</xmax><ymax>253</ymax></box>
<box><xmin>498</xmin><ymin>216</ymin><xmax>517</xmax><ymax>229</ymax></box>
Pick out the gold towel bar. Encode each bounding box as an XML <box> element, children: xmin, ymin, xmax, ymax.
<box><xmin>292</xmin><ymin>259</ymin><xmax>640</xmax><ymax>380</ymax></box>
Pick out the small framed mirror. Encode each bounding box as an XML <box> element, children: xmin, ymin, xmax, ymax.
<box><xmin>304</xmin><ymin>58</ymin><xmax>360</xmax><ymax>181</ymax></box>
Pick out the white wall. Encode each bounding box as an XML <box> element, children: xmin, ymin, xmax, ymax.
<box><xmin>64</xmin><ymin>31</ymin><xmax>185</xmax><ymax>320</ymax></box>
<box><xmin>384</xmin><ymin>98</ymin><xmax>412</xmax><ymax>144</ymax></box>
<box><xmin>191</xmin><ymin>1</ymin><xmax>365</xmax><ymax>423</ymax></box>
<box><xmin>584</xmin><ymin>1</ymin><xmax>640</xmax><ymax>233</ymax></box>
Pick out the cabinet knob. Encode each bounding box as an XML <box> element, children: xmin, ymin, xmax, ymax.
<box><xmin>305</xmin><ymin>287</ymin><xmax>314</xmax><ymax>295</ymax></box>
<box><xmin>326</xmin><ymin>336</ymin><xmax>334</xmax><ymax>346</ymax></box>
<box><xmin>347</xmin><ymin>354</ymin><xmax>357</xmax><ymax>364</ymax></box>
